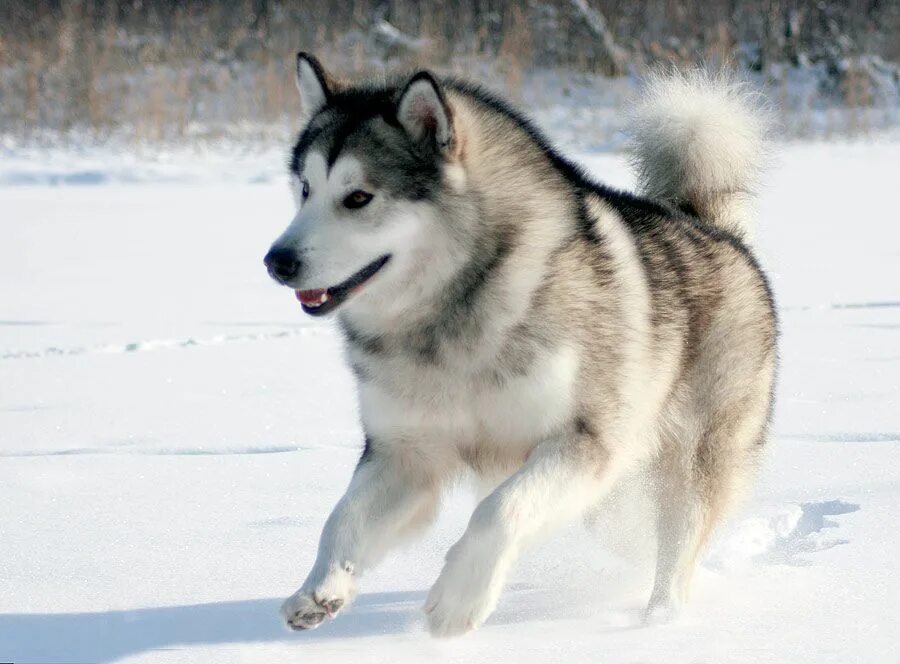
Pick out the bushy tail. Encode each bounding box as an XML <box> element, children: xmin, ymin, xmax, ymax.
<box><xmin>628</xmin><ymin>69</ymin><xmax>770</xmax><ymax>238</ymax></box>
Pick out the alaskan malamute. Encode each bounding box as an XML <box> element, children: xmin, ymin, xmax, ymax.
<box><xmin>265</xmin><ymin>53</ymin><xmax>776</xmax><ymax>636</ymax></box>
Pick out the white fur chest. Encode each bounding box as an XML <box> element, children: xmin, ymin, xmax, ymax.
<box><xmin>358</xmin><ymin>346</ymin><xmax>580</xmax><ymax>466</ymax></box>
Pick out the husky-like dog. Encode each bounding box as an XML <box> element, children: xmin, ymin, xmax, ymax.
<box><xmin>265</xmin><ymin>53</ymin><xmax>776</xmax><ymax>637</ymax></box>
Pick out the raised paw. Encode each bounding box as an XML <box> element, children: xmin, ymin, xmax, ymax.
<box><xmin>280</xmin><ymin>565</ymin><xmax>356</xmax><ymax>631</ymax></box>
<box><xmin>280</xmin><ymin>591</ymin><xmax>346</xmax><ymax>630</ymax></box>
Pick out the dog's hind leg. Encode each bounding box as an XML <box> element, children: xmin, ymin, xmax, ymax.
<box><xmin>647</xmin><ymin>447</ymin><xmax>716</xmax><ymax>622</ymax></box>
<box><xmin>646</xmin><ymin>414</ymin><xmax>766</xmax><ymax>622</ymax></box>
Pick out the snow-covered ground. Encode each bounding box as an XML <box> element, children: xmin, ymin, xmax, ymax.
<box><xmin>1</xmin><ymin>141</ymin><xmax>898</xmax><ymax>663</ymax></box>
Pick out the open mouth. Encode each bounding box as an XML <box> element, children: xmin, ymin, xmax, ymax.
<box><xmin>295</xmin><ymin>254</ymin><xmax>391</xmax><ymax>316</ymax></box>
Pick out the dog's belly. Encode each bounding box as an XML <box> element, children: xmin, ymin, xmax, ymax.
<box><xmin>359</xmin><ymin>347</ymin><xmax>580</xmax><ymax>470</ymax></box>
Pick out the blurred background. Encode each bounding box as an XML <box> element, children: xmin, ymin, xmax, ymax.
<box><xmin>1</xmin><ymin>0</ymin><xmax>898</xmax><ymax>150</ymax></box>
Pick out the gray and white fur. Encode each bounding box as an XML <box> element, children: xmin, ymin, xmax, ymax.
<box><xmin>264</xmin><ymin>55</ymin><xmax>777</xmax><ymax>637</ymax></box>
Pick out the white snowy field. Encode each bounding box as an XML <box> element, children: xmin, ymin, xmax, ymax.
<box><xmin>1</xmin><ymin>142</ymin><xmax>898</xmax><ymax>663</ymax></box>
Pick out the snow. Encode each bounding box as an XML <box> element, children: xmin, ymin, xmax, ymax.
<box><xmin>1</xmin><ymin>141</ymin><xmax>898</xmax><ymax>663</ymax></box>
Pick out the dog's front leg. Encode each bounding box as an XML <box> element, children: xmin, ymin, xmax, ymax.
<box><xmin>425</xmin><ymin>428</ymin><xmax>621</xmax><ymax>637</ymax></box>
<box><xmin>282</xmin><ymin>443</ymin><xmax>447</xmax><ymax>630</ymax></box>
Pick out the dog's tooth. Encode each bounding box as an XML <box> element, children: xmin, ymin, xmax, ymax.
<box><xmin>319</xmin><ymin>293</ymin><xmax>328</xmax><ymax>303</ymax></box>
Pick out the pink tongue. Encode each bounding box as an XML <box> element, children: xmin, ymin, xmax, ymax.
<box><xmin>295</xmin><ymin>288</ymin><xmax>327</xmax><ymax>306</ymax></box>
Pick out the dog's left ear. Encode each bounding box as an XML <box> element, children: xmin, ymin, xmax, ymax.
<box><xmin>396</xmin><ymin>72</ymin><xmax>454</xmax><ymax>155</ymax></box>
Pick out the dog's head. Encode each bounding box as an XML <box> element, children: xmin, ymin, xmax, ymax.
<box><xmin>265</xmin><ymin>53</ymin><xmax>470</xmax><ymax>320</ymax></box>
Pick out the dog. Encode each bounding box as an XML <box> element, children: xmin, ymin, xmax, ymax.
<box><xmin>264</xmin><ymin>53</ymin><xmax>776</xmax><ymax>637</ymax></box>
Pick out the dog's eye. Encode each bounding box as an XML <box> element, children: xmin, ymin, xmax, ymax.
<box><xmin>301</xmin><ymin>179</ymin><xmax>310</xmax><ymax>201</ymax></box>
<box><xmin>343</xmin><ymin>190</ymin><xmax>373</xmax><ymax>209</ymax></box>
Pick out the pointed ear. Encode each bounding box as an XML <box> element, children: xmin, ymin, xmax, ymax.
<box><xmin>295</xmin><ymin>52</ymin><xmax>330</xmax><ymax>122</ymax></box>
<box><xmin>395</xmin><ymin>72</ymin><xmax>454</xmax><ymax>154</ymax></box>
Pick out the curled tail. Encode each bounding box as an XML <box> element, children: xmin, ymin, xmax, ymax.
<box><xmin>628</xmin><ymin>70</ymin><xmax>770</xmax><ymax>238</ymax></box>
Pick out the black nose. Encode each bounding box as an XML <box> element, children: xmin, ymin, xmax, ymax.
<box><xmin>264</xmin><ymin>246</ymin><xmax>302</xmax><ymax>282</ymax></box>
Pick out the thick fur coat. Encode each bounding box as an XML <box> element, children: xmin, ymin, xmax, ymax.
<box><xmin>264</xmin><ymin>56</ymin><xmax>777</xmax><ymax>637</ymax></box>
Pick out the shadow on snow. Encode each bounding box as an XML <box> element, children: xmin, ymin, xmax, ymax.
<box><xmin>0</xmin><ymin>590</ymin><xmax>425</xmax><ymax>663</ymax></box>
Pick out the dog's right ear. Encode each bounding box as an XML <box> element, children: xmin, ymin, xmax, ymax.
<box><xmin>295</xmin><ymin>52</ymin><xmax>330</xmax><ymax>122</ymax></box>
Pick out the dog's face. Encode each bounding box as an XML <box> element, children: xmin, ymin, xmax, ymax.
<box><xmin>265</xmin><ymin>54</ymin><xmax>463</xmax><ymax>318</ymax></box>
